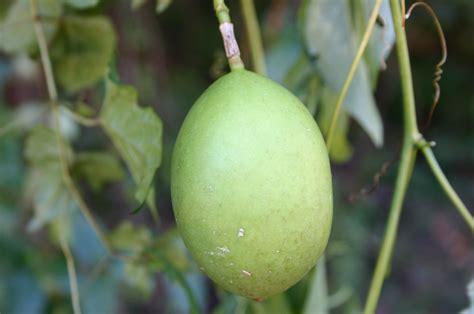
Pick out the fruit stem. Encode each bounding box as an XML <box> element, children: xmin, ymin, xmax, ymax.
<box><xmin>326</xmin><ymin>0</ymin><xmax>383</xmax><ymax>151</ymax></box>
<box><xmin>213</xmin><ymin>0</ymin><xmax>245</xmax><ymax>71</ymax></box>
<box><xmin>240</xmin><ymin>0</ymin><xmax>266</xmax><ymax>75</ymax></box>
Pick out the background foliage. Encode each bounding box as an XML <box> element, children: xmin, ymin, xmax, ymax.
<box><xmin>0</xmin><ymin>0</ymin><xmax>472</xmax><ymax>313</ymax></box>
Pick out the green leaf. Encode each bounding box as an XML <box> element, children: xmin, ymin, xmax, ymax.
<box><xmin>301</xmin><ymin>0</ymin><xmax>383</xmax><ymax>147</ymax></box>
<box><xmin>150</xmin><ymin>229</ymin><xmax>189</xmax><ymax>272</ymax></box>
<box><xmin>156</xmin><ymin>0</ymin><xmax>173</xmax><ymax>13</ymax></box>
<box><xmin>64</xmin><ymin>0</ymin><xmax>100</xmax><ymax>9</ymax></box>
<box><xmin>24</xmin><ymin>127</ymin><xmax>76</xmax><ymax>232</ymax></box>
<box><xmin>71</xmin><ymin>151</ymin><xmax>125</xmax><ymax>192</ymax></box>
<box><xmin>101</xmin><ymin>78</ymin><xmax>163</xmax><ymax>218</ymax></box>
<box><xmin>52</xmin><ymin>16</ymin><xmax>116</xmax><ymax>92</ymax></box>
<box><xmin>0</xmin><ymin>0</ymin><xmax>62</xmax><ymax>54</ymax></box>
<box><xmin>109</xmin><ymin>222</ymin><xmax>152</xmax><ymax>254</ymax></box>
<box><xmin>318</xmin><ymin>88</ymin><xmax>353</xmax><ymax>163</ymax></box>
<box><xmin>123</xmin><ymin>260</ymin><xmax>155</xmax><ymax>299</ymax></box>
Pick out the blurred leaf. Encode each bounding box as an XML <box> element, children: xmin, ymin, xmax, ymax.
<box><xmin>73</xmin><ymin>102</ymin><xmax>96</xmax><ymax>117</ymax></box>
<box><xmin>0</xmin><ymin>0</ymin><xmax>14</xmax><ymax>20</ymax></box>
<box><xmin>109</xmin><ymin>222</ymin><xmax>152</xmax><ymax>254</ymax></box>
<box><xmin>460</xmin><ymin>278</ymin><xmax>474</xmax><ymax>314</ymax></box>
<box><xmin>108</xmin><ymin>222</ymin><xmax>155</xmax><ymax>297</ymax></box>
<box><xmin>152</xmin><ymin>229</ymin><xmax>189</xmax><ymax>272</ymax></box>
<box><xmin>64</xmin><ymin>0</ymin><xmax>100</xmax><ymax>9</ymax></box>
<box><xmin>24</xmin><ymin>127</ymin><xmax>76</xmax><ymax>232</ymax></box>
<box><xmin>71</xmin><ymin>151</ymin><xmax>125</xmax><ymax>192</ymax></box>
<box><xmin>131</xmin><ymin>0</ymin><xmax>147</xmax><ymax>10</ymax></box>
<box><xmin>266</xmin><ymin>26</ymin><xmax>302</xmax><ymax>84</ymax></box>
<box><xmin>123</xmin><ymin>260</ymin><xmax>155</xmax><ymax>299</ymax></box>
<box><xmin>0</xmin><ymin>0</ymin><xmax>62</xmax><ymax>54</ymax></box>
<box><xmin>303</xmin><ymin>76</ymin><xmax>321</xmax><ymax>116</ymax></box>
<box><xmin>52</xmin><ymin>16</ymin><xmax>116</xmax><ymax>92</ymax></box>
<box><xmin>352</xmin><ymin>0</ymin><xmax>395</xmax><ymax>85</ymax></box>
<box><xmin>146</xmin><ymin>249</ymin><xmax>201</xmax><ymax>314</ymax></box>
<box><xmin>250</xmin><ymin>294</ymin><xmax>293</xmax><ymax>314</ymax></box>
<box><xmin>301</xmin><ymin>0</ymin><xmax>384</xmax><ymax>147</ymax></box>
<box><xmin>156</xmin><ymin>0</ymin><xmax>173</xmax><ymax>13</ymax></box>
<box><xmin>302</xmin><ymin>256</ymin><xmax>328</xmax><ymax>314</ymax></box>
<box><xmin>318</xmin><ymin>88</ymin><xmax>353</xmax><ymax>163</ymax></box>
<box><xmin>101</xmin><ymin>78</ymin><xmax>163</xmax><ymax>218</ymax></box>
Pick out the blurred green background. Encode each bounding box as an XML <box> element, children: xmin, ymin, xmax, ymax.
<box><xmin>0</xmin><ymin>0</ymin><xmax>473</xmax><ymax>313</ymax></box>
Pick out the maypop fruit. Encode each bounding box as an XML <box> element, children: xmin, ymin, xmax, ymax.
<box><xmin>171</xmin><ymin>69</ymin><xmax>332</xmax><ymax>300</ymax></box>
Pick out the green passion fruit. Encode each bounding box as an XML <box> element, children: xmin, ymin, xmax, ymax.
<box><xmin>171</xmin><ymin>69</ymin><xmax>332</xmax><ymax>300</ymax></box>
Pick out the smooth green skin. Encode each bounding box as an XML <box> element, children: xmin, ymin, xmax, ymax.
<box><xmin>171</xmin><ymin>69</ymin><xmax>332</xmax><ymax>300</ymax></box>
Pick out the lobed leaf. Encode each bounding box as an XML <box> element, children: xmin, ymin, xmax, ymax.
<box><xmin>71</xmin><ymin>151</ymin><xmax>125</xmax><ymax>192</ymax></box>
<box><xmin>52</xmin><ymin>16</ymin><xmax>116</xmax><ymax>92</ymax></box>
<box><xmin>100</xmin><ymin>78</ymin><xmax>163</xmax><ymax>218</ymax></box>
<box><xmin>24</xmin><ymin>127</ymin><xmax>76</xmax><ymax>232</ymax></box>
<box><xmin>301</xmin><ymin>0</ymin><xmax>384</xmax><ymax>147</ymax></box>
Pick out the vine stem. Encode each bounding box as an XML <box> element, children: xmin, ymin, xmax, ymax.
<box><xmin>326</xmin><ymin>0</ymin><xmax>383</xmax><ymax>150</ymax></box>
<box><xmin>29</xmin><ymin>0</ymin><xmax>112</xmax><ymax>255</ymax></box>
<box><xmin>240</xmin><ymin>0</ymin><xmax>266</xmax><ymax>75</ymax></box>
<box><xmin>59</xmin><ymin>234</ymin><xmax>82</xmax><ymax>314</ymax></box>
<box><xmin>213</xmin><ymin>0</ymin><xmax>245</xmax><ymax>71</ymax></box>
<box><xmin>417</xmin><ymin>142</ymin><xmax>474</xmax><ymax>231</ymax></box>
<box><xmin>364</xmin><ymin>0</ymin><xmax>472</xmax><ymax>311</ymax></box>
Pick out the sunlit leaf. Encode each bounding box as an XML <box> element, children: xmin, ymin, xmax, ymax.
<box><xmin>101</xmin><ymin>78</ymin><xmax>163</xmax><ymax>218</ymax></box>
<box><xmin>24</xmin><ymin>127</ymin><xmax>76</xmax><ymax>232</ymax></box>
<box><xmin>0</xmin><ymin>0</ymin><xmax>62</xmax><ymax>54</ymax></box>
<box><xmin>52</xmin><ymin>16</ymin><xmax>116</xmax><ymax>92</ymax></box>
<box><xmin>301</xmin><ymin>0</ymin><xmax>384</xmax><ymax>147</ymax></box>
<box><xmin>156</xmin><ymin>0</ymin><xmax>173</xmax><ymax>13</ymax></box>
<box><xmin>71</xmin><ymin>151</ymin><xmax>125</xmax><ymax>192</ymax></box>
<box><xmin>64</xmin><ymin>0</ymin><xmax>100</xmax><ymax>9</ymax></box>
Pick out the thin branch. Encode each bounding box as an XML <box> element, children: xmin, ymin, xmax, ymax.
<box><xmin>240</xmin><ymin>0</ymin><xmax>266</xmax><ymax>75</ymax></box>
<box><xmin>59</xmin><ymin>235</ymin><xmax>82</xmax><ymax>314</ymax></box>
<box><xmin>364</xmin><ymin>143</ymin><xmax>417</xmax><ymax>314</ymax></box>
<box><xmin>213</xmin><ymin>0</ymin><xmax>245</xmax><ymax>71</ymax></box>
<box><xmin>364</xmin><ymin>0</ymin><xmax>422</xmax><ymax>312</ymax></box>
<box><xmin>417</xmin><ymin>141</ymin><xmax>474</xmax><ymax>231</ymax></box>
<box><xmin>326</xmin><ymin>0</ymin><xmax>383</xmax><ymax>150</ymax></box>
<box><xmin>29</xmin><ymin>0</ymin><xmax>112</xmax><ymax>255</ymax></box>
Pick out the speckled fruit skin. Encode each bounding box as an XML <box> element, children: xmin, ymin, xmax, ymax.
<box><xmin>171</xmin><ymin>69</ymin><xmax>332</xmax><ymax>300</ymax></box>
